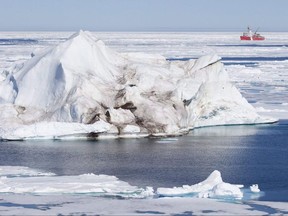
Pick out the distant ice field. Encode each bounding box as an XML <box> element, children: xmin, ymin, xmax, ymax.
<box><xmin>1</xmin><ymin>31</ymin><xmax>287</xmax><ymax>120</ymax></box>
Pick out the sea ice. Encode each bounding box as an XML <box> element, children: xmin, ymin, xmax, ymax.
<box><xmin>157</xmin><ymin>170</ymin><xmax>243</xmax><ymax>199</ymax></box>
<box><xmin>0</xmin><ymin>31</ymin><xmax>276</xmax><ymax>140</ymax></box>
<box><xmin>0</xmin><ymin>166</ymin><xmax>55</xmax><ymax>177</ymax></box>
<box><xmin>0</xmin><ymin>166</ymin><xmax>286</xmax><ymax>215</ymax></box>
<box><xmin>0</xmin><ymin>166</ymin><xmax>251</xmax><ymax>201</ymax></box>
<box><xmin>250</xmin><ymin>184</ymin><xmax>261</xmax><ymax>193</ymax></box>
<box><xmin>0</xmin><ymin>166</ymin><xmax>153</xmax><ymax>198</ymax></box>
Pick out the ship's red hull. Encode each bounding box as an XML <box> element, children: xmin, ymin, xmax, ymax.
<box><xmin>240</xmin><ymin>35</ymin><xmax>265</xmax><ymax>41</ymax></box>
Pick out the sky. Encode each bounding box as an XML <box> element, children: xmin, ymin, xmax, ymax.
<box><xmin>0</xmin><ymin>0</ymin><xmax>287</xmax><ymax>32</ymax></box>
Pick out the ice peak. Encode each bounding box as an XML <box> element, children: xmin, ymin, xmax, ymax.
<box><xmin>68</xmin><ymin>29</ymin><xmax>97</xmax><ymax>44</ymax></box>
<box><xmin>12</xmin><ymin>30</ymin><xmax>123</xmax><ymax>111</ymax></box>
<box><xmin>203</xmin><ymin>170</ymin><xmax>223</xmax><ymax>185</ymax></box>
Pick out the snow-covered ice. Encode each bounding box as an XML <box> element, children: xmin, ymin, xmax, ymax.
<box><xmin>0</xmin><ymin>166</ymin><xmax>153</xmax><ymax>198</ymax></box>
<box><xmin>157</xmin><ymin>170</ymin><xmax>243</xmax><ymax>199</ymax></box>
<box><xmin>1</xmin><ymin>194</ymin><xmax>288</xmax><ymax>216</ymax></box>
<box><xmin>0</xmin><ymin>167</ymin><xmax>243</xmax><ymax>199</ymax></box>
<box><xmin>250</xmin><ymin>184</ymin><xmax>261</xmax><ymax>193</ymax></box>
<box><xmin>0</xmin><ymin>166</ymin><xmax>286</xmax><ymax>215</ymax></box>
<box><xmin>0</xmin><ymin>31</ymin><xmax>288</xmax><ymax>215</ymax></box>
<box><xmin>0</xmin><ymin>31</ymin><xmax>276</xmax><ymax>140</ymax></box>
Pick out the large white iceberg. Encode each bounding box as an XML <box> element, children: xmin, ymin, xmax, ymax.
<box><xmin>0</xmin><ymin>31</ymin><xmax>275</xmax><ymax>140</ymax></box>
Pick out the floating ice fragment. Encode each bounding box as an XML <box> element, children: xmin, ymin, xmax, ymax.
<box><xmin>157</xmin><ymin>170</ymin><xmax>243</xmax><ymax>199</ymax></box>
<box><xmin>250</xmin><ymin>184</ymin><xmax>260</xmax><ymax>193</ymax></box>
<box><xmin>0</xmin><ymin>168</ymin><xmax>154</xmax><ymax>198</ymax></box>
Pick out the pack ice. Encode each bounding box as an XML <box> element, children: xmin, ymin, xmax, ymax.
<box><xmin>0</xmin><ymin>166</ymin><xmax>256</xmax><ymax>200</ymax></box>
<box><xmin>0</xmin><ymin>31</ymin><xmax>275</xmax><ymax>140</ymax></box>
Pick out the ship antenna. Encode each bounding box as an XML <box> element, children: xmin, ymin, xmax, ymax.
<box><xmin>255</xmin><ymin>27</ymin><xmax>260</xmax><ymax>34</ymax></box>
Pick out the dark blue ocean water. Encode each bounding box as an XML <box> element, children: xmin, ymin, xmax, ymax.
<box><xmin>0</xmin><ymin>38</ymin><xmax>38</xmax><ymax>45</ymax></box>
<box><xmin>0</xmin><ymin>120</ymin><xmax>287</xmax><ymax>201</ymax></box>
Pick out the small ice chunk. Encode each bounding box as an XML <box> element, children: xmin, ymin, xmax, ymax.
<box><xmin>157</xmin><ymin>170</ymin><xmax>243</xmax><ymax>199</ymax></box>
<box><xmin>250</xmin><ymin>184</ymin><xmax>260</xmax><ymax>193</ymax></box>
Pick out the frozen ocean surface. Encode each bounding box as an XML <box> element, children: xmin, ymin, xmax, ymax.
<box><xmin>0</xmin><ymin>32</ymin><xmax>287</xmax><ymax>215</ymax></box>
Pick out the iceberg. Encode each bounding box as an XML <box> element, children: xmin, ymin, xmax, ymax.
<box><xmin>0</xmin><ymin>30</ymin><xmax>276</xmax><ymax>140</ymax></box>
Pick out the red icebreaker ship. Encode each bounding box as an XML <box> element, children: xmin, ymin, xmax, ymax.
<box><xmin>240</xmin><ymin>27</ymin><xmax>265</xmax><ymax>41</ymax></box>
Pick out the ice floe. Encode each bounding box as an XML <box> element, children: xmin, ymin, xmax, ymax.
<box><xmin>157</xmin><ymin>170</ymin><xmax>243</xmax><ymax>199</ymax></box>
<box><xmin>0</xmin><ymin>166</ymin><xmax>153</xmax><ymax>198</ymax></box>
<box><xmin>0</xmin><ymin>166</ymin><xmax>255</xmax><ymax>201</ymax></box>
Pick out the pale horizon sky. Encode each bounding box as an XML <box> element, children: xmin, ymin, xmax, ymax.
<box><xmin>0</xmin><ymin>0</ymin><xmax>287</xmax><ymax>32</ymax></box>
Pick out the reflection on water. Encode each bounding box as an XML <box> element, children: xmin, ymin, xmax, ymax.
<box><xmin>0</xmin><ymin>121</ymin><xmax>287</xmax><ymax>201</ymax></box>
<box><xmin>190</xmin><ymin>124</ymin><xmax>261</xmax><ymax>137</ymax></box>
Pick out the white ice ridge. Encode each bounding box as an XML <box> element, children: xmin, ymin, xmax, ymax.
<box><xmin>0</xmin><ymin>30</ymin><xmax>276</xmax><ymax>140</ymax></box>
<box><xmin>0</xmin><ymin>166</ymin><xmax>254</xmax><ymax>200</ymax></box>
<box><xmin>250</xmin><ymin>184</ymin><xmax>261</xmax><ymax>193</ymax></box>
<box><xmin>157</xmin><ymin>170</ymin><xmax>244</xmax><ymax>199</ymax></box>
